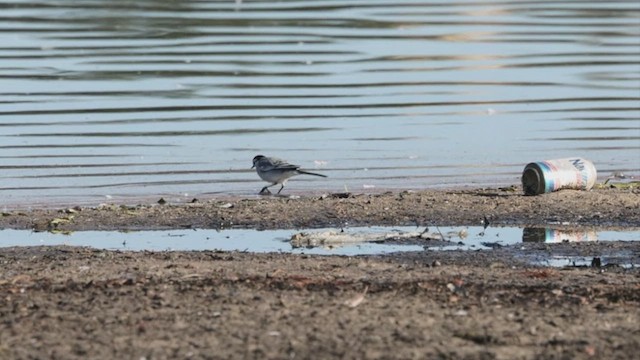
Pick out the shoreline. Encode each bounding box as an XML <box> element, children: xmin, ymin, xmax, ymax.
<box><xmin>1</xmin><ymin>186</ymin><xmax>638</xmax><ymax>232</ymax></box>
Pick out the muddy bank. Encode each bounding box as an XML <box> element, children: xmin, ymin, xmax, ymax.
<box><xmin>1</xmin><ymin>245</ymin><xmax>639</xmax><ymax>359</ymax></box>
<box><xmin>1</xmin><ymin>186</ymin><xmax>639</xmax><ymax>359</ymax></box>
<box><xmin>1</xmin><ymin>187</ymin><xmax>639</xmax><ymax>232</ymax></box>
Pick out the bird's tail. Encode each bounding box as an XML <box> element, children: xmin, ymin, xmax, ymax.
<box><xmin>297</xmin><ymin>170</ymin><xmax>327</xmax><ymax>178</ymax></box>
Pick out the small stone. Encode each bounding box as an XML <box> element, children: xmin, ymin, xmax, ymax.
<box><xmin>454</xmin><ymin>309</ymin><xmax>468</xmax><ymax>316</ymax></box>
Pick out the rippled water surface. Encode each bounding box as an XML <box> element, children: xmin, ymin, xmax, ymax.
<box><xmin>1</xmin><ymin>1</ymin><xmax>639</xmax><ymax>205</ymax></box>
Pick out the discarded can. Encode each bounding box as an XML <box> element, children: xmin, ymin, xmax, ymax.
<box><xmin>521</xmin><ymin>157</ymin><xmax>597</xmax><ymax>195</ymax></box>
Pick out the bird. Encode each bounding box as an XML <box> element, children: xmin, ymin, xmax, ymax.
<box><xmin>251</xmin><ymin>155</ymin><xmax>327</xmax><ymax>195</ymax></box>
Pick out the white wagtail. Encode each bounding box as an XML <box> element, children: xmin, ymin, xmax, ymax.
<box><xmin>251</xmin><ymin>155</ymin><xmax>327</xmax><ymax>194</ymax></box>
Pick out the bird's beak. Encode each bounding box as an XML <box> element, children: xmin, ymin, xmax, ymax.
<box><xmin>251</xmin><ymin>164</ymin><xmax>255</xmax><ymax>169</ymax></box>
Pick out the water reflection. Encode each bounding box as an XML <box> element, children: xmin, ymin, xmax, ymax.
<box><xmin>0</xmin><ymin>0</ymin><xmax>638</xmax><ymax>204</ymax></box>
<box><xmin>522</xmin><ymin>228</ymin><xmax>598</xmax><ymax>243</ymax></box>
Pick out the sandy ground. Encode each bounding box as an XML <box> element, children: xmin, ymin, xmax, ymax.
<box><xmin>1</xmin><ymin>186</ymin><xmax>639</xmax><ymax>359</ymax></box>
<box><xmin>1</xmin><ymin>187</ymin><xmax>639</xmax><ymax>231</ymax></box>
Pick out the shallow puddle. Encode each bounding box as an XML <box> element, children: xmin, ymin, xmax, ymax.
<box><xmin>531</xmin><ymin>255</ymin><xmax>637</xmax><ymax>269</ymax></box>
<box><xmin>0</xmin><ymin>226</ymin><xmax>638</xmax><ymax>263</ymax></box>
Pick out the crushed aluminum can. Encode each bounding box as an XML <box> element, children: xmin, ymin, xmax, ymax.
<box><xmin>522</xmin><ymin>157</ymin><xmax>597</xmax><ymax>195</ymax></box>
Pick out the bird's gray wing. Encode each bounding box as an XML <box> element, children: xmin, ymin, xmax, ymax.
<box><xmin>267</xmin><ymin>157</ymin><xmax>300</xmax><ymax>170</ymax></box>
<box><xmin>257</xmin><ymin>157</ymin><xmax>298</xmax><ymax>172</ymax></box>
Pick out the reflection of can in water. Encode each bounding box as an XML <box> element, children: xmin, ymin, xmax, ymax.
<box><xmin>522</xmin><ymin>228</ymin><xmax>598</xmax><ymax>243</ymax></box>
<box><xmin>522</xmin><ymin>158</ymin><xmax>597</xmax><ymax>195</ymax></box>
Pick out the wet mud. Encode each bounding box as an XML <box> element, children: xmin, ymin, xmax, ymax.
<box><xmin>1</xmin><ymin>187</ymin><xmax>639</xmax><ymax>232</ymax></box>
<box><xmin>1</xmin><ymin>186</ymin><xmax>639</xmax><ymax>359</ymax></box>
<box><xmin>1</xmin><ymin>245</ymin><xmax>639</xmax><ymax>359</ymax></box>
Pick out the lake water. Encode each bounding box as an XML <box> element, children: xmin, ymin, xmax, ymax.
<box><xmin>1</xmin><ymin>1</ymin><xmax>639</xmax><ymax>206</ymax></box>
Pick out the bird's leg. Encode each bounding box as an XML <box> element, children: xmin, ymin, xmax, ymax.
<box><xmin>259</xmin><ymin>184</ymin><xmax>276</xmax><ymax>195</ymax></box>
<box><xmin>277</xmin><ymin>184</ymin><xmax>285</xmax><ymax>194</ymax></box>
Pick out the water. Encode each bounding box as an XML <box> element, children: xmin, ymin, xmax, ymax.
<box><xmin>0</xmin><ymin>226</ymin><xmax>638</xmax><ymax>256</ymax></box>
<box><xmin>1</xmin><ymin>1</ymin><xmax>639</xmax><ymax>205</ymax></box>
<box><xmin>534</xmin><ymin>256</ymin><xmax>636</xmax><ymax>268</ymax></box>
